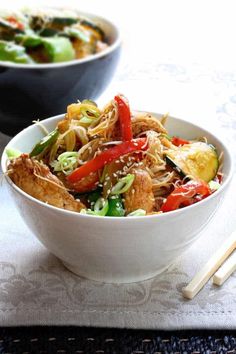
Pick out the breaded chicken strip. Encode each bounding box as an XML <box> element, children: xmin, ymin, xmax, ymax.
<box><xmin>7</xmin><ymin>154</ymin><xmax>85</xmax><ymax>212</ymax></box>
<box><xmin>124</xmin><ymin>168</ymin><xmax>155</xmax><ymax>214</ymax></box>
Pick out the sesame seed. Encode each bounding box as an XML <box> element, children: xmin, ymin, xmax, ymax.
<box><xmin>107</xmin><ymin>189</ymin><xmax>111</xmax><ymax>194</ymax></box>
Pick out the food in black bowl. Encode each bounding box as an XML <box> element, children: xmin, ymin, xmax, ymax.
<box><xmin>0</xmin><ymin>8</ymin><xmax>121</xmax><ymax>136</ymax></box>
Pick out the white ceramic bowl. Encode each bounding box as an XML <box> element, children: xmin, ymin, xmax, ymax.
<box><xmin>1</xmin><ymin>113</ymin><xmax>233</xmax><ymax>283</ymax></box>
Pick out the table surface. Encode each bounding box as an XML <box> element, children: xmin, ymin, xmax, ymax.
<box><xmin>1</xmin><ymin>1</ymin><xmax>236</xmax><ymax>352</ymax></box>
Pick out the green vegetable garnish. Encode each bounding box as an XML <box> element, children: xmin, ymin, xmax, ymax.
<box><xmin>79</xmin><ymin>103</ymin><xmax>101</xmax><ymax>118</ymax></box>
<box><xmin>30</xmin><ymin>128</ymin><xmax>59</xmax><ymax>157</ymax></box>
<box><xmin>42</xmin><ymin>37</ymin><xmax>75</xmax><ymax>62</ymax></box>
<box><xmin>111</xmin><ymin>174</ymin><xmax>135</xmax><ymax>195</ymax></box>
<box><xmin>81</xmin><ymin>196</ymin><xmax>109</xmax><ymax>216</ymax></box>
<box><xmin>0</xmin><ymin>40</ymin><xmax>33</xmax><ymax>63</ymax></box>
<box><xmin>51</xmin><ymin>151</ymin><xmax>78</xmax><ymax>175</ymax></box>
<box><xmin>62</xmin><ymin>26</ymin><xmax>90</xmax><ymax>42</ymax></box>
<box><xmin>127</xmin><ymin>209</ymin><xmax>146</xmax><ymax>217</ymax></box>
<box><xmin>88</xmin><ymin>188</ymin><xmax>102</xmax><ymax>204</ymax></box>
<box><xmin>16</xmin><ymin>34</ymin><xmax>76</xmax><ymax>62</ymax></box>
<box><xmin>209</xmin><ymin>180</ymin><xmax>221</xmax><ymax>191</ymax></box>
<box><xmin>5</xmin><ymin>148</ymin><xmax>21</xmax><ymax>159</ymax></box>
<box><xmin>94</xmin><ymin>197</ymin><xmax>109</xmax><ymax>216</ymax></box>
<box><xmin>107</xmin><ymin>195</ymin><xmax>125</xmax><ymax>217</ymax></box>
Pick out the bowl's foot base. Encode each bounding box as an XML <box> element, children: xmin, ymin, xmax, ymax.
<box><xmin>62</xmin><ymin>261</ymin><xmax>172</xmax><ymax>284</ymax></box>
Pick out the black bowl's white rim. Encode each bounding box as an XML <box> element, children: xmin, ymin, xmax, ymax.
<box><xmin>1</xmin><ymin>113</ymin><xmax>234</xmax><ymax>221</ymax></box>
<box><xmin>0</xmin><ymin>11</ymin><xmax>121</xmax><ymax>69</ymax></box>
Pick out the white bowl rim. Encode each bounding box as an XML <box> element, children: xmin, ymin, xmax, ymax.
<box><xmin>1</xmin><ymin>112</ymin><xmax>234</xmax><ymax>221</ymax></box>
<box><xmin>0</xmin><ymin>10</ymin><xmax>121</xmax><ymax>69</ymax></box>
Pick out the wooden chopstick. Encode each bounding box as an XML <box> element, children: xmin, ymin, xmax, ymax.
<box><xmin>212</xmin><ymin>252</ymin><xmax>236</xmax><ymax>286</ymax></box>
<box><xmin>182</xmin><ymin>231</ymin><xmax>236</xmax><ymax>300</ymax></box>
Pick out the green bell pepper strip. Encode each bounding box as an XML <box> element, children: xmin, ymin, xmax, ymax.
<box><xmin>107</xmin><ymin>195</ymin><xmax>125</xmax><ymax>217</ymax></box>
<box><xmin>43</xmin><ymin>37</ymin><xmax>75</xmax><ymax>62</ymax></box>
<box><xmin>0</xmin><ymin>40</ymin><xmax>33</xmax><ymax>63</ymax></box>
<box><xmin>16</xmin><ymin>34</ymin><xmax>76</xmax><ymax>63</ymax></box>
<box><xmin>30</xmin><ymin>129</ymin><xmax>59</xmax><ymax>157</ymax></box>
<box><xmin>87</xmin><ymin>188</ymin><xmax>102</xmax><ymax>205</ymax></box>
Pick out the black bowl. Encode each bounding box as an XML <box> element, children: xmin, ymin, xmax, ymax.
<box><xmin>0</xmin><ymin>12</ymin><xmax>121</xmax><ymax>136</ymax></box>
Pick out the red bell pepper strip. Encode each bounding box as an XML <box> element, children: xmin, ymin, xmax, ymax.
<box><xmin>67</xmin><ymin>138</ymin><xmax>147</xmax><ymax>183</ymax></box>
<box><xmin>114</xmin><ymin>95</ymin><xmax>133</xmax><ymax>141</ymax></box>
<box><xmin>171</xmin><ymin>136</ymin><xmax>190</xmax><ymax>146</ymax></box>
<box><xmin>161</xmin><ymin>180</ymin><xmax>211</xmax><ymax>212</ymax></box>
<box><xmin>6</xmin><ymin>16</ymin><xmax>24</xmax><ymax>30</ymax></box>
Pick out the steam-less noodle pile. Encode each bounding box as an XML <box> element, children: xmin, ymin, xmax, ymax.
<box><xmin>6</xmin><ymin>95</ymin><xmax>222</xmax><ymax>216</ymax></box>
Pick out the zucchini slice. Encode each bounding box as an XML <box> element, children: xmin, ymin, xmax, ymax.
<box><xmin>165</xmin><ymin>142</ymin><xmax>219</xmax><ymax>182</ymax></box>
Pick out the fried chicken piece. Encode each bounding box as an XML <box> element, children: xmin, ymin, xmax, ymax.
<box><xmin>124</xmin><ymin>168</ymin><xmax>155</xmax><ymax>214</ymax></box>
<box><xmin>131</xmin><ymin>113</ymin><xmax>167</xmax><ymax>137</ymax></box>
<box><xmin>7</xmin><ymin>154</ymin><xmax>85</xmax><ymax>212</ymax></box>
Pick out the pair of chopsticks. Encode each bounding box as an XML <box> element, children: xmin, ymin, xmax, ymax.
<box><xmin>182</xmin><ymin>231</ymin><xmax>236</xmax><ymax>299</ymax></box>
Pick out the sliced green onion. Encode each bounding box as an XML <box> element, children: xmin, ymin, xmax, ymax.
<box><xmin>82</xmin><ymin>99</ymin><xmax>98</xmax><ymax>107</ymax></box>
<box><xmin>161</xmin><ymin>133</ymin><xmax>172</xmax><ymax>141</ymax></box>
<box><xmin>80</xmin><ymin>197</ymin><xmax>108</xmax><ymax>216</ymax></box>
<box><xmin>79</xmin><ymin>116</ymin><xmax>94</xmax><ymax>124</ymax></box>
<box><xmin>94</xmin><ymin>197</ymin><xmax>109</xmax><ymax>216</ymax></box>
<box><xmin>209</xmin><ymin>180</ymin><xmax>221</xmax><ymax>191</ymax></box>
<box><xmin>79</xmin><ymin>103</ymin><xmax>101</xmax><ymax>118</ymax></box>
<box><xmin>80</xmin><ymin>209</ymin><xmax>96</xmax><ymax>215</ymax></box>
<box><xmin>51</xmin><ymin>151</ymin><xmax>78</xmax><ymax>175</ymax></box>
<box><xmin>5</xmin><ymin>148</ymin><xmax>21</xmax><ymax>159</ymax></box>
<box><xmin>127</xmin><ymin>209</ymin><xmax>146</xmax><ymax>217</ymax></box>
<box><xmin>111</xmin><ymin>174</ymin><xmax>135</xmax><ymax>195</ymax></box>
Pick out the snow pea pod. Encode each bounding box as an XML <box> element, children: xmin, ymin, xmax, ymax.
<box><xmin>30</xmin><ymin>129</ymin><xmax>59</xmax><ymax>157</ymax></box>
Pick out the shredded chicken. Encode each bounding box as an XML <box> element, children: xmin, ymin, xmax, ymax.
<box><xmin>7</xmin><ymin>154</ymin><xmax>85</xmax><ymax>212</ymax></box>
<box><xmin>131</xmin><ymin>113</ymin><xmax>167</xmax><ymax>137</ymax></box>
<box><xmin>124</xmin><ymin>168</ymin><xmax>155</xmax><ymax>214</ymax></box>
